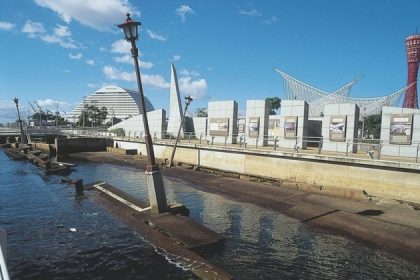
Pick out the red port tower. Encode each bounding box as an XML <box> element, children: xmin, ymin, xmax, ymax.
<box><xmin>403</xmin><ymin>34</ymin><xmax>420</xmax><ymax>108</ymax></box>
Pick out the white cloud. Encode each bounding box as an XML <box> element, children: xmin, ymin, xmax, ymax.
<box><xmin>0</xmin><ymin>21</ymin><xmax>15</xmax><ymax>31</ymax></box>
<box><xmin>114</xmin><ymin>54</ymin><xmax>132</xmax><ymax>64</ymax></box>
<box><xmin>239</xmin><ymin>9</ymin><xmax>262</xmax><ymax>17</ymax></box>
<box><xmin>34</xmin><ymin>0</ymin><xmax>139</xmax><ymax>31</ymax></box>
<box><xmin>54</xmin><ymin>24</ymin><xmax>71</xmax><ymax>37</ymax></box>
<box><xmin>111</xmin><ymin>39</ymin><xmax>132</xmax><ymax>54</ymax></box>
<box><xmin>69</xmin><ymin>52</ymin><xmax>83</xmax><ymax>59</ymax></box>
<box><xmin>178</xmin><ymin>77</ymin><xmax>207</xmax><ymax>100</ymax></box>
<box><xmin>140</xmin><ymin>61</ymin><xmax>154</xmax><ymax>69</ymax></box>
<box><xmin>86</xmin><ymin>59</ymin><xmax>95</xmax><ymax>65</ymax></box>
<box><xmin>87</xmin><ymin>83</ymin><xmax>97</xmax><ymax>88</ymax></box>
<box><xmin>147</xmin><ymin>29</ymin><xmax>167</xmax><ymax>41</ymax></box>
<box><xmin>176</xmin><ymin>5</ymin><xmax>194</xmax><ymax>22</ymax></box>
<box><xmin>172</xmin><ymin>55</ymin><xmax>181</xmax><ymax>61</ymax></box>
<box><xmin>0</xmin><ymin>100</ymin><xmax>15</xmax><ymax>110</ymax></box>
<box><xmin>36</xmin><ymin>98</ymin><xmax>72</xmax><ymax>111</ymax></box>
<box><xmin>262</xmin><ymin>16</ymin><xmax>278</xmax><ymax>25</ymax></box>
<box><xmin>113</xmin><ymin>55</ymin><xmax>154</xmax><ymax>69</ymax></box>
<box><xmin>22</xmin><ymin>20</ymin><xmax>77</xmax><ymax>48</ymax></box>
<box><xmin>22</xmin><ymin>20</ymin><xmax>46</xmax><ymax>38</ymax></box>
<box><xmin>0</xmin><ymin>100</ymin><xmax>17</xmax><ymax>121</ymax></box>
<box><xmin>99</xmin><ymin>46</ymin><xmax>107</xmax><ymax>51</ymax></box>
<box><xmin>103</xmin><ymin>65</ymin><xmax>135</xmax><ymax>81</ymax></box>
<box><xmin>102</xmin><ymin>65</ymin><xmax>169</xmax><ymax>88</ymax></box>
<box><xmin>180</xmin><ymin>68</ymin><xmax>200</xmax><ymax>77</ymax></box>
<box><xmin>40</xmin><ymin>34</ymin><xmax>77</xmax><ymax>48</ymax></box>
<box><xmin>142</xmin><ymin>74</ymin><xmax>170</xmax><ymax>89</ymax></box>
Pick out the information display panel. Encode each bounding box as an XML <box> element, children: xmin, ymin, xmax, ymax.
<box><xmin>329</xmin><ymin>116</ymin><xmax>347</xmax><ymax>141</ymax></box>
<box><xmin>237</xmin><ymin>118</ymin><xmax>245</xmax><ymax>134</ymax></box>
<box><xmin>284</xmin><ymin>116</ymin><xmax>298</xmax><ymax>139</ymax></box>
<box><xmin>390</xmin><ymin>114</ymin><xmax>413</xmax><ymax>144</ymax></box>
<box><xmin>209</xmin><ymin>118</ymin><xmax>229</xmax><ymax>136</ymax></box>
<box><xmin>268</xmin><ymin>119</ymin><xmax>281</xmax><ymax>139</ymax></box>
<box><xmin>248</xmin><ymin>117</ymin><xmax>260</xmax><ymax>138</ymax></box>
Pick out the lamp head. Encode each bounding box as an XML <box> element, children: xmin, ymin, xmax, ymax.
<box><xmin>117</xmin><ymin>13</ymin><xmax>141</xmax><ymax>41</ymax></box>
<box><xmin>184</xmin><ymin>95</ymin><xmax>193</xmax><ymax>105</ymax></box>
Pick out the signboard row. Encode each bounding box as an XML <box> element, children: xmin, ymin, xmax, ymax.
<box><xmin>209</xmin><ymin>114</ymin><xmax>415</xmax><ymax>144</ymax></box>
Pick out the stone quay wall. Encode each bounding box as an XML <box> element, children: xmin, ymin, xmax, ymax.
<box><xmin>114</xmin><ymin>139</ymin><xmax>420</xmax><ymax>204</ymax></box>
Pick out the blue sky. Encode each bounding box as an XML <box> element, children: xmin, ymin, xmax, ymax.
<box><xmin>0</xmin><ymin>0</ymin><xmax>419</xmax><ymax>122</ymax></box>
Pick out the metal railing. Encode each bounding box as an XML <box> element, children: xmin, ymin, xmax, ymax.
<box><xmin>31</xmin><ymin>127</ymin><xmax>420</xmax><ymax>164</ymax></box>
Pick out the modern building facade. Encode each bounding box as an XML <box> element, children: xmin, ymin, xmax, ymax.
<box><xmin>70</xmin><ymin>85</ymin><xmax>154</xmax><ymax>123</ymax></box>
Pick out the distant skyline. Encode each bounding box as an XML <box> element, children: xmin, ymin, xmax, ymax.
<box><xmin>0</xmin><ymin>0</ymin><xmax>419</xmax><ymax>122</ymax></box>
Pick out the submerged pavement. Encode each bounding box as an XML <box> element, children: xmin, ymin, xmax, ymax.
<box><xmin>69</xmin><ymin>151</ymin><xmax>420</xmax><ymax>264</ymax></box>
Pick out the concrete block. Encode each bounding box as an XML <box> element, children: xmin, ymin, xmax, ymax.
<box><xmin>325</xmin><ymin>104</ymin><xmax>340</xmax><ymax>115</ymax></box>
<box><xmin>399</xmin><ymin>145</ymin><xmax>417</xmax><ymax>158</ymax></box>
<box><xmin>381</xmin><ymin>128</ymin><xmax>391</xmax><ymax>142</ymax></box>
<box><xmin>291</xmin><ymin>105</ymin><xmax>304</xmax><ymax>115</ymax></box>
<box><xmin>381</xmin><ymin>145</ymin><xmax>400</xmax><ymax>157</ymax></box>
<box><xmin>281</xmin><ymin>106</ymin><xmax>292</xmax><ymax>116</ymax></box>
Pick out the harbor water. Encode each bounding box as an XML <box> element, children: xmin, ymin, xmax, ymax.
<box><xmin>1</xmin><ymin>151</ymin><xmax>420</xmax><ymax>279</ymax></box>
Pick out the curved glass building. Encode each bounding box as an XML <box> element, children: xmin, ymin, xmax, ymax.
<box><xmin>70</xmin><ymin>85</ymin><xmax>154</xmax><ymax>122</ymax></box>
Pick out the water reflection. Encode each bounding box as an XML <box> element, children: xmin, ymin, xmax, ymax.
<box><xmin>0</xmin><ymin>153</ymin><xmax>194</xmax><ymax>280</ymax></box>
<box><xmin>3</xmin><ymin>152</ymin><xmax>420</xmax><ymax>279</ymax></box>
<box><xmin>162</xmin><ymin>178</ymin><xmax>420</xmax><ymax>279</ymax></box>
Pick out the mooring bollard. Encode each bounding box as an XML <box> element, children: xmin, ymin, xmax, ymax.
<box><xmin>318</xmin><ymin>138</ymin><xmax>323</xmax><ymax>154</ymax></box>
<box><xmin>346</xmin><ymin>139</ymin><xmax>351</xmax><ymax>157</ymax></box>
<box><xmin>74</xmin><ymin>179</ymin><xmax>84</xmax><ymax>195</ymax></box>
<box><xmin>44</xmin><ymin>161</ymin><xmax>51</xmax><ymax>169</ymax></box>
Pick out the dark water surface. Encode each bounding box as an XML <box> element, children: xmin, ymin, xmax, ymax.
<box><xmin>1</xmin><ymin>152</ymin><xmax>420</xmax><ymax>279</ymax></box>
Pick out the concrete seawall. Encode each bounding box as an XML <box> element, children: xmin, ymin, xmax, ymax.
<box><xmin>33</xmin><ymin>143</ymin><xmax>52</xmax><ymax>154</ymax></box>
<box><xmin>56</xmin><ymin>138</ymin><xmax>107</xmax><ymax>158</ymax></box>
<box><xmin>114</xmin><ymin>139</ymin><xmax>420</xmax><ymax>204</ymax></box>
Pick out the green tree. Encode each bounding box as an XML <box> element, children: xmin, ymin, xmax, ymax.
<box><xmin>266</xmin><ymin>97</ymin><xmax>281</xmax><ymax>115</ymax></box>
<box><xmin>31</xmin><ymin>110</ymin><xmax>68</xmax><ymax>126</ymax></box>
<box><xmin>106</xmin><ymin>117</ymin><xmax>122</xmax><ymax>126</ymax></box>
<box><xmin>76</xmin><ymin>104</ymin><xmax>107</xmax><ymax>127</ymax></box>
<box><xmin>364</xmin><ymin>114</ymin><xmax>381</xmax><ymax>139</ymax></box>
<box><xmin>195</xmin><ymin>107</ymin><xmax>208</xmax><ymax>117</ymax></box>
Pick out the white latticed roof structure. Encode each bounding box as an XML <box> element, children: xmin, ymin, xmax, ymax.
<box><xmin>275</xmin><ymin>69</ymin><xmax>408</xmax><ymax>117</ymax></box>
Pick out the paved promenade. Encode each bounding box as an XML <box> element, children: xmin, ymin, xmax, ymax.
<box><xmin>70</xmin><ymin>151</ymin><xmax>420</xmax><ymax>264</ymax></box>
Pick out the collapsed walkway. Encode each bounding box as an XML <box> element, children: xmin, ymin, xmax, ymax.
<box><xmin>70</xmin><ymin>151</ymin><xmax>420</xmax><ymax>264</ymax></box>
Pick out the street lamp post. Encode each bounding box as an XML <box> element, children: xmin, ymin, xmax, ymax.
<box><xmin>13</xmin><ymin>97</ymin><xmax>28</xmax><ymax>144</ymax></box>
<box><xmin>168</xmin><ymin>95</ymin><xmax>193</xmax><ymax>167</ymax></box>
<box><xmin>118</xmin><ymin>13</ymin><xmax>167</xmax><ymax>213</ymax></box>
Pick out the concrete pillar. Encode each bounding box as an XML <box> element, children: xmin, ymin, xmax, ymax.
<box><xmin>74</xmin><ymin>179</ymin><xmax>84</xmax><ymax>195</ymax></box>
<box><xmin>145</xmin><ymin>170</ymin><xmax>168</xmax><ymax>214</ymax></box>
